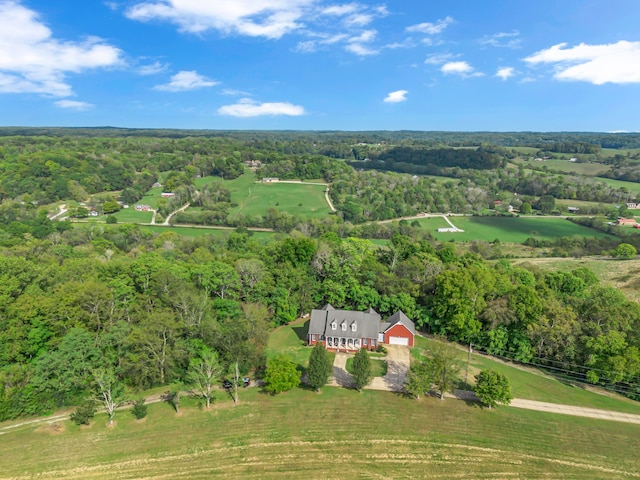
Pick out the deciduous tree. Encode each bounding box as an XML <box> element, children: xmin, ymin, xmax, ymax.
<box><xmin>263</xmin><ymin>354</ymin><xmax>301</xmax><ymax>394</ymax></box>
<box><xmin>474</xmin><ymin>369</ymin><xmax>512</xmax><ymax>408</ymax></box>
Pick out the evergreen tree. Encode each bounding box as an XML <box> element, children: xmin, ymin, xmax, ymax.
<box><xmin>306</xmin><ymin>342</ymin><xmax>332</xmax><ymax>392</ymax></box>
<box><xmin>352</xmin><ymin>348</ymin><xmax>372</xmax><ymax>392</ymax></box>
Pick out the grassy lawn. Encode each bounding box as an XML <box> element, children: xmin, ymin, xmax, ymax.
<box><xmin>1</xmin><ymin>386</ymin><xmax>638</xmax><ymax>478</ymax></box>
<box><xmin>137</xmin><ymin>186</ymin><xmax>164</xmax><ymax>209</ymax></box>
<box><xmin>413</xmin><ymin>336</ymin><xmax>640</xmax><ymax>414</ymax></box>
<box><xmin>423</xmin><ymin>216</ymin><xmax>612</xmax><ymax>242</ymax></box>
<box><xmin>266</xmin><ymin>318</ymin><xmax>315</xmax><ymax>370</ymax></box>
<box><xmin>346</xmin><ymin>357</ymin><xmax>387</xmax><ymax>377</ymax></box>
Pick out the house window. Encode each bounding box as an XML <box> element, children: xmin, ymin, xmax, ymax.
<box><xmin>351</xmin><ymin>322</ymin><xmax>357</xmax><ymax>332</ymax></box>
<box><xmin>363</xmin><ymin>339</ymin><xmax>368</xmax><ymax>346</ymax></box>
<box><xmin>331</xmin><ymin>321</ymin><xmax>337</xmax><ymax>330</ymax></box>
<box><xmin>341</xmin><ymin>322</ymin><xmax>347</xmax><ymax>331</ymax></box>
<box><xmin>311</xmin><ymin>334</ymin><xmax>316</xmax><ymax>341</ymax></box>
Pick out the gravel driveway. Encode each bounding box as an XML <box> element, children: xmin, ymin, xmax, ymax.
<box><xmin>330</xmin><ymin>345</ymin><xmax>410</xmax><ymax>392</ymax></box>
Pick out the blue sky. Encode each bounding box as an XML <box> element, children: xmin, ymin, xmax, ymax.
<box><xmin>1</xmin><ymin>0</ymin><xmax>640</xmax><ymax>131</ymax></box>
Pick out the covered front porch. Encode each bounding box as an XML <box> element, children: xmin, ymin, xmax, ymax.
<box><xmin>326</xmin><ymin>336</ymin><xmax>374</xmax><ymax>351</ymax></box>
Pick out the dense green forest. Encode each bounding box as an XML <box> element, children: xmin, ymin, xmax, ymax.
<box><xmin>1</xmin><ymin>129</ymin><xmax>640</xmax><ymax>420</ymax></box>
<box><xmin>0</xmin><ymin>221</ymin><xmax>639</xmax><ymax>420</ymax></box>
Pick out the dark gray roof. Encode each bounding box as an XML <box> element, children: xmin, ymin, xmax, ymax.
<box><xmin>309</xmin><ymin>308</ymin><xmax>381</xmax><ymax>339</ymax></box>
<box><xmin>384</xmin><ymin>310</ymin><xmax>415</xmax><ymax>334</ymax></box>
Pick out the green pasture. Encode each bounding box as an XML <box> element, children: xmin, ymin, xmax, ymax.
<box><xmin>194</xmin><ymin>171</ymin><xmax>331</xmax><ymax>220</ymax></box>
<box><xmin>597</xmin><ymin>177</ymin><xmax>640</xmax><ymax>196</ymax></box>
<box><xmin>112</xmin><ymin>208</ymin><xmax>153</xmax><ymax>223</ymax></box>
<box><xmin>511</xmin><ymin>158</ymin><xmax>610</xmax><ymax>175</ymax></box>
<box><xmin>1</xmin><ymin>384</ymin><xmax>638</xmax><ymax>478</ymax></box>
<box><xmin>138</xmin><ymin>225</ymin><xmax>278</xmax><ymax>242</ymax></box>
<box><xmin>417</xmin><ymin>215</ymin><xmax>612</xmax><ymax>242</ymax></box>
<box><xmin>413</xmin><ymin>336</ymin><xmax>640</xmax><ymax>415</ymax></box>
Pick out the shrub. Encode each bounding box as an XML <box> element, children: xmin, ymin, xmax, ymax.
<box><xmin>70</xmin><ymin>398</ymin><xmax>96</xmax><ymax>425</ymax></box>
<box><xmin>130</xmin><ymin>398</ymin><xmax>147</xmax><ymax>419</ymax></box>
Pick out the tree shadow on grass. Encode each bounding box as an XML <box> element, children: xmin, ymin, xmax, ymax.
<box><xmin>292</xmin><ymin>320</ymin><xmax>310</xmax><ymax>343</ymax></box>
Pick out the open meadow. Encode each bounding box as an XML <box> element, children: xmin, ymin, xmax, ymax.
<box><xmin>196</xmin><ymin>171</ymin><xmax>331</xmax><ymax>221</ymax></box>
<box><xmin>2</xmin><ymin>318</ymin><xmax>640</xmax><ymax>479</ymax></box>
<box><xmin>510</xmin><ymin>158</ymin><xmax>610</xmax><ymax>175</ymax></box>
<box><xmin>1</xmin><ymin>382</ymin><xmax>638</xmax><ymax>479</ymax></box>
<box><xmin>415</xmin><ymin>215</ymin><xmax>613</xmax><ymax>242</ymax></box>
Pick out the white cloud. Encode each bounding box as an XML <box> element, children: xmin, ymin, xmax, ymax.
<box><xmin>138</xmin><ymin>61</ymin><xmax>169</xmax><ymax>75</ymax></box>
<box><xmin>495</xmin><ymin>67</ymin><xmax>515</xmax><ymax>80</ymax></box>
<box><xmin>345</xmin><ymin>29</ymin><xmax>378</xmax><ymax>55</ymax></box>
<box><xmin>221</xmin><ymin>88</ymin><xmax>251</xmax><ymax>96</ymax></box>
<box><xmin>322</xmin><ymin>4</ymin><xmax>359</xmax><ymax>16</ymax></box>
<box><xmin>424</xmin><ymin>52</ymin><xmax>455</xmax><ymax>65</ymax></box>
<box><xmin>524</xmin><ymin>41</ymin><xmax>640</xmax><ymax>85</ymax></box>
<box><xmin>217</xmin><ymin>98</ymin><xmax>305</xmax><ymax>117</ymax></box>
<box><xmin>0</xmin><ymin>1</ymin><xmax>122</xmax><ymax>97</ymax></box>
<box><xmin>383</xmin><ymin>90</ymin><xmax>408</xmax><ymax>103</ymax></box>
<box><xmin>406</xmin><ymin>16</ymin><xmax>454</xmax><ymax>35</ymax></box>
<box><xmin>54</xmin><ymin>99</ymin><xmax>94</xmax><ymax>110</ymax></box>
<box><xmin>154</xmin><ymin>70</ymin><xmax>218</xmax><ymax>91</ymax></box>
<box><xmin>126</xmin><ymin>0</ymin><xmax>312</xmax><ymax>39</ymax></box>
<box><xmin>345</xmin><ymin>42</ymin><xmax>378</xmax><ymax>56</ymax></box>
<box><xmin>441</xmin><ymin>61</ymin><xmax>482</xmax><ymax>77</ymax></box>
<box><xmin>479</xmin><ymin>30</ymin><xmax>521</xmax><ymax>48</ymax></box>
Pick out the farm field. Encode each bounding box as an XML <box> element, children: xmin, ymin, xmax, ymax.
<box><xmin>417</xmin><ymin>216</ymin><xmax>612</xmax><ymax>242</ymax></box>
<box><xmin>112</xmin><ymin>207</ymin><xmax>153</xmax><ymax>223</ymax></box>
<box><xmin>138</xmin><ymin>225</ymin><xmax>278</xmax><ymax>241</ymax></box>
<box><xmin>597</xmin><ymin>177</ymin><xmax>640</xmax><ymax>196</ymax></box>
<box><xmin>510</xmin><ymin>158</ymin><xmax>610</xmax><ymax>175</ymax></box>
<box><xmin>1</xmin><ymin>385</ymin><xmax>638</xmax><ymax>478</ymax></box>
<box><xmin>195</xmin><ymin>171</ymin><xmax>331</xmax><ymax>220</ymax></box>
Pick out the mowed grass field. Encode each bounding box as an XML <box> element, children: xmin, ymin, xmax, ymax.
<box><xmin>196</xmin><ymin>171</ymin><xmax>331</xmax><ymax>220</ymax></box>
<box><xmin>138</xmin><ymin>225</ymin><xmax>278</xmax><ymax>242</ymax></box>
<box><xmin>416</xmin><ymin>215</ymin><xmax>612</xmax><ymax>242</ymax></box>
<box><xmin>1</xmin><ymin>385</ymin><xmax>639</xmax><ymax>478</ymax></box>
<box><xmin>510</xmin><ymin>158</ymin><xmax>610</xmax><ymax>175</ymax></box>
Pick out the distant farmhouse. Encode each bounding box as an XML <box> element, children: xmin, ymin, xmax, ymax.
<box><xmin>617</xmin><ymin>218</ymin><xmax>638</xmax><ymax>226</ymax></box>
<box><xmin>261</xmin><ymin>177</ymin><xmax>279</xmax><ymax>183</ymax></box>
<box><xmin>307</xmin><ymin>304</ymin><xmax>415</xmax><ymax>352</ymax></box>
<box><xmin>626</xmin><ymin>203</ymin><xmax>640</xmax><ymax>209</ymax></box>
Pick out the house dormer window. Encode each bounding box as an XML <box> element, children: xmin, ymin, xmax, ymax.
<box><xmin>351</xmin><ymin>322</ymin><xmax>357</xmax><ymax>332</ymax></box>
<box><xmin>341</xmin><ymin>321</ymin><xmax>347</xmax><ymax>331</ymax></box>
<box><xmin>331</xmin><ymin>321</ymin><xmax>337</xmax><ymax>330</ymax></box>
